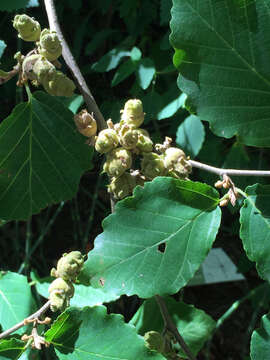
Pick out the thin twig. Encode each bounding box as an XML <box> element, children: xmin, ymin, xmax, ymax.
<box><xmin>155</xmin><ymin>295</ymin><xmax>196</xmax><ymax>360</ymax></box>
<box><xmin>0</xmin><ymin>300</ymin><xmax>51</xmax><ymax>340</ymax></box>
<box><xmin>43</xmin><ymin>0</ymin><xmax>107</xmax><ymax>131</ymax></box>
<box><xmin>189</xmin><ymin>159</ymin><xmax>270</xmax><ymax>177</ymax></box>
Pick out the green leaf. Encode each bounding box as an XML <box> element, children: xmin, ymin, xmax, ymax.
<box><xmin>130</xmin><ymin>47</ymin><xmax>142</xmax><ymax>62</ymax></box>
<box><xmin>157</xmin><ymin>87</ymin><xmax>186</xmax><ymax>120</ymax></box>
<box><xmin>83</xmin><ymin>178</ymin><xmax>221</xmax><ymax>298</ymax></box>
<box><xmin>170</xmin><ymin>0</ymin><xmax>270</xmax><ymax>147</ymax></box>
<box><xmin>0</xmin><ymin>0</ymin><xmax>28</xmax><ymax>10</ymax></box>
<box><xmin>0</xmin><ymin>272</ymin><xmax>34</xmax><ymax>334</ymax></box>
<box><xmin>0</xmin><ymin>41</ymin><xmax>6</xmax><ymax>59</ymax></box>
<box><xmin>45</xmin><ymin>306</ymin><xmax>164</xmax><ymax>359</ymax></box>
<box><xmin>35</xmin><ymin>280</ymin><xmax>119</xmax><ymax>307</ymax></box>
<box><xmin>0</xmin><ymin>91</ymin><xmax>93</xmax><ymax>220</ymax></box>
<box><xmin>250</xmin><ymin>312</ymin><xmax>270</xmax><ymax>359</ymax></box>
<box><xmin>111</xmin><ymin>59</ymin><xmax>138</xmax><ymax>87</ymax></box>
<box><xmin>240</xmin><ymin>184</ymin><xmax>270</xmax><ymax>281</ymax></box>
<box><xmin>85</xmin><ymin>30</ymin><xmax>118</xmax><ymax>56</ymax></box>
<box><xmin>142</xmin><ymin>91</ymin><xmax>164</xmax><ymax>124</ymax></box>
<box><xmin>136</xmin><ymin>58</ymin><xmax>156</xmax><ymax>90</ymax></box>
<box><xmin>91</xmin><ymin>48</ymin><xmax>130</xmax><ymax>72</ymax></box>
<box><xmin>176</xmin><ymin>115</ymin><xmax>205</xmax><ymax>157</ymax></box>
<box><xmin>26</xmin><ymin>0</ymin><xmax>39</xmax><ymax>7</ymax></box>
<box><xmin>131</xmin><ymin>296</ymin><xmax>216</xmax><ymax>358</ymax></box>
<box><xmin>57</xmin><ymin>95</ymin><xmax>84</xmax><ymax>114</ymax></box>
<box><xmin>0</xmin><ymin>339</ymin><xmax>25</xmax><ymax>360</ymax></box>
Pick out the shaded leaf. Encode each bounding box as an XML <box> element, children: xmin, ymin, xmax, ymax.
<box><xmin>240</xmin><ymin>184</ymin><xmax>270</xmax><ymax>281</ymax></box>
<box><xmin>130</xmin><ymin>47</ymin><xmax>142</xmax><ymax>62</ymax></box>
<box><xmin>160</xmin><ymin>0</ymin><xmax>172</xmax><ymax>25</ymax></box>
<box><xmin>83</xmin><ymin>178</ymin><xmax>221</xmax><ymax>298</ymax></box>
<box><xmin>0</xmin><ymin>91</ymin><xmax>92</xmax><ymax>220</ymax></box>
<box><xmin>45</xmin><ymin>306</ymin><xmax>164</xmax><ymax>359</ymax></box>
<box><xmin>131</xmin><ymin>296</ymin><xmax>215</xmax><ymax>358</ymax></box>
<box><xmin>0</xmin><ymin>0</ymin><xmax>28</xmax><ymax>11</ymax></box>
<box><xmin>170</xmin><ymin>0</ymin><xmax>270</xmax><ymax>147</ymax></box>
<box><xmin>111</xmin><ymin>59</ymin><xmax>138</xmax><ymax>87</ymax></box>
<box><xmin>250</xmin><ymin>312</ymin><xmax>270</xmax><ymax>359</ymax></box>
<box><xmin>137</xmin><ymin>58</ymin><xmax>156</xmax><ymax>90</ymax></box>
<box><xmin>85</xmin><ymin>30</ymin><xmax>118</xmax><ymax>56</ymax></box>
<box><xmin>91</xmin><ymin>47</ymin><xmax>130</xmax><ymax>72</ymax></box>
<box><xmin>157</xmin><ymin>87</ymin><xmax>186</xmax><ymax>120</ymax></box>
<box><xmin>0</xmin><ymin>272</ymin><xmax>34</xmax><ymax>334</ymax></box>
<box><xmin>0</xmin><ymin>339</ymin><xmax>25</xmax><ymax>360</ymax></box>
<box><xmin>176</xmin><ymin>115</ymin><xmax>205</xmax><ymax>157</ymax></box>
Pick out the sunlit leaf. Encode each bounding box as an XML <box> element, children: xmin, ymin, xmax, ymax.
<box><xmin>176</xmin><ymin>115</ymin><xmax>205</xmax><ymax>157</ymax></box>
<box><xmin>82</xmin><ymin>178</ymin><xmax>221</xmax><ymax>298</ymax></box>
<box><xmin>0</xmin><ymin>272</ymin><xmax>34</xmax><ymax>334</ymax></box>
<box><xmin>45</xmin><ymin>306</ymin><xmax>164</xmax><ymax>359</ymax></box>
<box><xmin>0</xmin><ymin>91</ymin><xmax>93</xmax><ymax>220</ymax></box>
<box><xmin>170</xmin><ymin>0</ymin><xmax>270</xmax><ymax>146</ymax></box>
<box><xmin>240</xmin><ymin>184</ymin><xmax>270</xmax><ymax>281</ymax></box>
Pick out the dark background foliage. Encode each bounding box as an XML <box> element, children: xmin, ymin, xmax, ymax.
<box><xmin>0</xmin><ymin>1</ymin><xmax>270</xmax><ymax>359</ymax></box>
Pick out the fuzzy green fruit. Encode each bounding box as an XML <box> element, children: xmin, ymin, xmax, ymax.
<box><xmin>38</xmin><ymin>28</ymin><xmax>62</xmax><ymax>61</ymax></box>
<box><xmin>48</xmin><ymin>278</ymin><xmax>74</xmax><ymax>312</ymax></box>
<box><xmin>141</xmin><ymin>152</ymin><xmax>166</xmax><ymax>180</ymax></box>
<box><xmin>43</xmin><ymin>71</ymin><xmax>76</xmax><ymax>97</ymax></box>
<box><xmin>103</xmin><ymin>148</ymin><xmax>132</xmax><ymax>177</ymax></box>
<box><xmin>95</xmin><ymin>129</ymin><xmax>119</xmax><ymax>154</ymax></box>
<box><xmin>13</xmin><ymin>14</ymin><xmax>41</xmax><ymax>42</ymax></box>
<box><xmin>120</xmin><ymin>99</ymin><xmax>145</xmax><ymax>128</ymax></box>
<box><xmin>51</xmin><ymin>251</ymin><xmax>85</xmax><ymax>282</ymax></box>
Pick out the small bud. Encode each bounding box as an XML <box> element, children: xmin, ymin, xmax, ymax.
<box><xmin>120</xmin><ymin>99</ymin><xmax>145</xmax><ymax>128</ymax></box>
<box><xmin>50</xmin><ymin>251</ymin><xmax>85</xmax><ymax>282</ymax></box>
<box><xmin>134</xmin><ymin>129</ymin><xmax>153</xmax><ymax>153</ymax></box>
<box><xmin>22</xmin><ymin>54</ymin><xmax>42</xmax><ymax>81</ymax></box>
<box><xmin>95</xmin><ymin>129</ymin><xmax>119</xmax><ymax>154</ymax></box>
<box><xmin>38</xmin><ymin>29</ymin><xmax>62</xmax><ymax>61</ymax></box>
<box><xmin>74</xmin><ymin>110</ymin><xmax>97</xmax><ymax>137</ymax></box>
<box><xmin>49</xmin><ymin>278</ymin><xmax>74</xmax><ymax>312</ymax></box>
<box><xmin>219</xmin><ymin>198</ymin><xmax>229</xmax><ymax>207</ymax></box>
<box><xmin>103</xmin><ymin>148</ymin><xmax>132</xmax><ymax>177</ymax></box>
<box><xmin>13</xmin><ymin>14</ymin><xmax>41</xmax><ymax>42</ymax></box>
<box><xmin>118</xmin><ymin>124</ymin><xmax>138</xmax><ymax>150</ymax></box>
<box><xmin>43</xmin><ymin>71</ymin><xmax>76</xmax><ymax>97</ymax></box>
<box><xmin>144</xmin><ymin>331</ymin><xmax>165</xmax><ymax>353</ymax></box>
<box><xmin>215</xmin><ymin>180</ymin><xmax>224</xmax><ymax>189</ymax></box>
<box><xmin>108</xmin><ymin>172</ymin><xmax>137</xmax><ymax>199</ymax></box>
<box><xmin>141</xmin><ymin>152</ymin><xmax>166</xmax><ymax>180</ymax></box>
<box><xmin>163</xmin><ymin>147</ymin><xmax>192</xmax><ymax>179</ymax></box>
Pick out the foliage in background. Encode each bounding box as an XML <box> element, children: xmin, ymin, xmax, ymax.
<box><xmin>0</xmin><ymin>0</ymin><xmax>270</xmax><ymax>359</ymax></box>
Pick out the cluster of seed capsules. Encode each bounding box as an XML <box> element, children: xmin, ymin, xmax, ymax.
<box><xmin>74</xmin><ymin>99</ymin><xmax>192</xmax><ymax>200</ymax></box>
<box><xmin>12</xmin><ymin>14</ymin><xmax>75</xmax><ymax>96</ymax></box>
<box><xmin>48</xmin><ymin>251</ymin><xmax>85</xmax><ymax>312</ymax></box>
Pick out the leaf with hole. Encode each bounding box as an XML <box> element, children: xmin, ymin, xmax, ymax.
<box><xmin>0</xmin><ymin>91</ymin><xmax>93</xmax><ymax>220</ymax></box>
<box><xmin>240</xmin><ymin>184</ymin><xmax>270</xmax><ymax>281</ymax></box>
<box><xmin>45</xmin><ymin>306</ymin><xmax>164</xmax><ymax>359</ymax></box>
<box><xmin>82</xmin><ymin>177</ymin><xmax>221</xmax><ymax>298</ymax></box>
<box><xmin>170</xmin><ymin>0</ymin><xmax>270</xmax><ymax>147</ymax></box>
